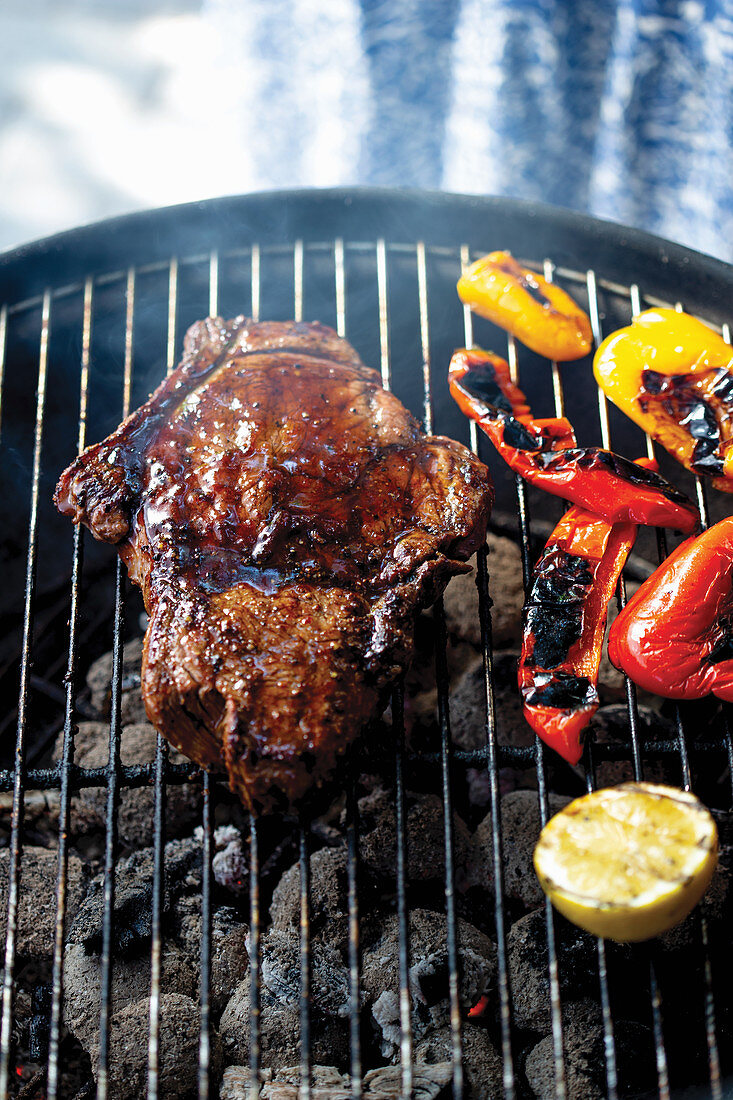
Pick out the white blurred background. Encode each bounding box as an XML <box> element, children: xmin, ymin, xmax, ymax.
<box><xmin>1</xmin><ymin>0</ymin><xmax>269</xmax><ymax>248</ymax></box>
<box><xmin>3</xmin><ymin>0</ymin><xmax>732</xmax><ymax>259</ymax></box>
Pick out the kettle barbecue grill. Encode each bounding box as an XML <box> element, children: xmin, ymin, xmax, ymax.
<box><xmin>0</xmin><ymin>189</ymin><xmax>732</xmax><ymax>1099</ymax></box>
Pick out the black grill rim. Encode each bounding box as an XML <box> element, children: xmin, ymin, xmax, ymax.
<box><xmin>0</xmin><ymin>190</ymin><xmax>731</xmax><ymax>1100</ymax></box>
<box><xmin>3</xmin><ymin>187</ymin><xmax>733</xmax><ymax>327</ymax></box>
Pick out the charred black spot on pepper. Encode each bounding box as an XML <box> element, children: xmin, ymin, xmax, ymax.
<box><xmin>496</xmin><ymin>259</ymin><xmax>552</xmax><ymax>308</ymax></box>
<box><xmin>528</xmin><ymin>548</ymin><xmax>594</xmax><ymax>604</ymax></box>
<box><xmin>708</xmin><ymin>635</ymin><xmax>733</xmax><ymax>663</ymax></box>
<box><xmin>460</xmin><ymin>368</ymin><xmax>514</xmax><ymax>415</ymax></box>
<box><xmin>534</xmin><ymin>446</ymin><xmax>691</xmax><ymax>503</ymax></box>
<box><xmin>502</xmin><ymin>416</ymin><xmax>542</xmax><ymax>451</ymax></box>
<box><xmin>524</xmin><ymin>672</ymin><xmax>597</xmax><ymax>709</ymax></box>
<box><xmin>454</xmin><ymin>379</ymin><xmax>494</xmax><ymax>420</ymax></box>
<box><xmin>641</xmin><ymin>370</ymin><xmax>665</xmax><ymax>396</ymax></box>
<box><xmin>519</xmin><ymin>274</ymin><xmax>552</xmax><ymax>308</ymax></box>
<box><xmin>640</xmin><ymin>367</ymin><xmax>733</xmax><ymax>477</ymax></box>
<box><xmin>525</xmin><ymin>606</ymin><xmax>583</xmax><ymax>668</ymax></box>
<box><xmin>692</xmin><ymin>436</ymin><xmax>725</xmax><ymax>476</ymax></box>
<box><xmin>523</xmin><ymin>549</ymin><xmax>593</xmax><ymax>667</ymax></box>
<box><xmin>707</xmin><ymin>612</ymin><xmax>733</xmax><ymax>664</ymax></box>
<box><xmin>456</xmin><ymin>373</ymin><xmax>540</xmax><ymax>450</ymax></box>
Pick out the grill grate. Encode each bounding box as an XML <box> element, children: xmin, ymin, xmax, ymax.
<box><xmin>0</xmin><ymin>226</ymin><xmax>731</xmax><ymax>1100</ymax></box>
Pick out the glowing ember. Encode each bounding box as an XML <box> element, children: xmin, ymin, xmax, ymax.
<box><xmin>468</xmin><ymin>994</ymin><xmax>490</xmax><ymax>1019</ymax></box>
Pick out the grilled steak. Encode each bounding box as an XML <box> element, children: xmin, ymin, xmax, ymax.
<box><xmin>56</xmin><ymin>318</ymin><xmax>493</xmax><ymax>814</ymax></box>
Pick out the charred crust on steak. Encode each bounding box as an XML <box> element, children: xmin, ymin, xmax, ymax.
<box><xmin>55</xmin><ymin>317</ymin><xmax>493</xmax><ymax>813</ymax></box>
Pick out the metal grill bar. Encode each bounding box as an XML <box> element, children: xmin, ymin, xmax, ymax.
<box><xmin>459</xmin><ymin>246</ymin><xmax>479</xmax><ymax>458</ymax></box>
<box><xmin>199</xmin><ymin>773</ymin><xmax>214</xmax><ymax>1099</ymax></box>
<box><xmin>417</xmin><ymin>241</ymin><xmax>433</xmax><ymax>436</ymax></box>
<box><xmin>588</xmin><ymin>267</ymin><xmax>675</xmax><ymax>1100</ymax></box>
<box><xmin>579</xmin><ymin>750</ymin><xmax>619</xmax><ymax>1100</ymax></box>
<box><xmin>505</xmin><ymin>336</ymin><xmax>533</xmax><ymax>585</ymax></box>
<box><xmin>146</xmin><ymin>731</ymin><xmax>167</xmax><ymax>1099</ymax></box>
<box><xmin>334</xmin><ymin>238</ymin><xmax>346</xmax><ymax>341</ymax></box>
<box><xmin>96</xmin><ymin>279</ymin><xmax>135</xmax><ymax>1093</ymax></box>
<box><xmin>420</xmin><ymin>245</ymin><xmax>463</xmax><ymax>1098</ymax></box>
<box><xmin>251</xmin><ymin>244</ymin><xmax>261</xmax><ymax>323</ymax></box>
<box><xmin>209</xmin><ymin>251</ymin><xmax>219</xmax><ymax>318</ymax></box>
<box><xmin>96</xmin><ymin>567</ymin><xmax>125</xmax><ymax>1098</ymax></box>
<box><xmin>294</xmin><ymin>239</ymin><xmax>304</xmax><ymax>324</ymax></box>
<box><xmin>649</xmin><ymin>962</ymin><xmax>671</xmax><ymax>1099</ymax></box>
<box><xmin>700</xmin><ymin>910</ymin><xmax>723</xmax><ymax>1099</ymax></box>
<box><xmin>246</xmin><ymin>241</ymin><xmax>264</xmax><ymax>1100</ymax></box>
<box><xmin>375</xmin><ymin>241</ymin><xmax>414</xmax><ymax>1100</ymax></box>
<box><xmin>503</xmin><ymin>324</ymin><xmax>567</xmax><ymax>1100</ymax></box>
<box><xmin>594</xmin><ymin>938</ymin><xmax>618</xmax><ymax>1099</ymax></box>
<box><xmin>295</xmin><ymin>242</ymin><xmax>313</xmax><ymax>1100</ymax></box>
<box><xmin>194</xmin><ymin>251</ymin><xmax>222</xmax><ymax>1100</ymax></box>
<box><xmin>586</xmin><ymin>270</ymin><xmax>612</xmax><ymax>449</ymax></box>
<box><xmin>376</xmin><ymin>239</ymin><xmax>390</xmax><ymax>390</ymax></box>
<box><xmin>249</xmin><ymin>816</ymin><xmax>262</xmax><ymax>1097</ymax></box>
<box><xmin>460</xmin><ymin>246</ymin><xmax>516</xmax><ymax>1099</ymax></box>
<box><xmin>298</xmin><ymin>822</ymin><xmax>312</xmax><ymax>1100</ymax></box>
<box><xmin>543</xmin><ymin>261</ymin><xmax>620</xmax><ymax>1100</ymax></box>
<box><xmin>345</xmin><ymin>779</ymin><xmax>362</xmax><ymax>1098</ymax></box>
<box><xmin>475</xmin><ymin>543</ymin><xmax>516</xmax><ymax>1099</ymax></box>
<box><xmin>536</xmin><ymin>755</ymin><xmax>567</xmax><ymax>1100</ymax></box>
<box><xmin>47</xmin><ymin>277</ymin><xmax>92</xmax><ymax>1100</ymax></box>
<box><xmin>335</xmin><ymin>243</ymin><xmax>364</xmax><ymax>1099</ymax></box>
<box><xmin>166</xmin><ymin>258</ymin><xmax>179</xmax><ymax>376</ymax></box>
<box><xmin>0</xmin><ymin>734</ymin><xmax>726</xmax><ymax>797</ymax></box>
<box><xmin>147</xmin><ymin>259</ymin><xmax>169</xmax><ymax>1097</ymax></box>
<box><xmin>0</xmin><ymin>288</ymin><xmax>51</xmax><ymax>1097</ymax></box>
<box><xmin>542</xmin><ymin>260</ymin><xmax>565</xmax><ymax>419</ymax></box>
<box><xmin>434</xmin><ymin>602</ymin><xmax>464</xmax><ymax>1098</ymax></box>
<box><xmin>393</xmin><ymin>684</ymin><xmax>413</xmax><ymax>1098</ymax></box>
<box><xmin>578</xmin><ymin>269</ymin><xmax>625</xmax><ymax>1100</ymax></box>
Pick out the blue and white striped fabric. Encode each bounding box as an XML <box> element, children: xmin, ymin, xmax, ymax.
<box><xmin>206</xmin><ymin>0</ymin><xmax>733</xmax><ymax>260</ymax></box>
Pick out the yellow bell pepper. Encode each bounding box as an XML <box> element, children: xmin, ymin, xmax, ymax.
<box><xmin>594</xmin><ymin>308</ymin><xmax>733</xmax><ymax>493</ymax></box>
<box><xmin>457</xmin><ymin>250</ymin><xmax>593</xmax><ymax>361</ymax></box>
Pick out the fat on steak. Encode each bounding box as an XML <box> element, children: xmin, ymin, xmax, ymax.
<box><xmin>56</xmin><ymin>318</ymin><xmax>493</xmax><ymax>814</ymax></box>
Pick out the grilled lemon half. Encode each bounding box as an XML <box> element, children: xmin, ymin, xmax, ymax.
<box><xmin>533</xmin><ymin>782</ymin><xmax>718</xmax><ymax>942</ymax></box>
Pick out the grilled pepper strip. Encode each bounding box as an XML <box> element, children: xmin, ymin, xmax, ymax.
<box><xmin>519</xmin><ymin>505</ymin><xmax>638</xmax><ymax>765</ymax></box>
<box><xmin>449</xmin><ymin>348</ymin><xmax>578</xmax><ymax>447</ymax></box>
<box><xmin>449</xmin><ymin>349</ymin><xmax>699</xmax><ymax>533</ymax></box>
<box><xmin>608</xmin><ymin>516</ymin><xmax>733</xmax><ymax>702</ymax></box>
<box><xmin>457</xmin><ymin>250</ymin><xmax>593</xmax><ymax>362</ymax></box>
<box><xmin>594</xmin><ymin>308</ymin><xmax>733</xmax><ymax>492</ymax></box>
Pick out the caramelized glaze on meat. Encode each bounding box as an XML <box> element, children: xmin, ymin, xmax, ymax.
<box><xmin>55</xmin><ymin>318</ymin><xmax>493</xmax><ymax>813</ymax></box>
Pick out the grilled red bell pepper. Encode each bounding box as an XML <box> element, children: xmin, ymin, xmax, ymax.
<box><xmin>608</xmin><ymin>516</ymin><xmax>733</xmax><ymax>702</ymax></box>
<box><xmin>449</xmin><ymin>348</ymin><xmax>699</xmax><ymax>534</ymax></box>
<box><xmin>449</xmin><ymin>348</ymin><xmax>577</xmax><ymax>445</ymax></box>
<box><xmin>518</xmin><ymin>504</ymin><xmax>638</xmax><ymax>764</ymax></box>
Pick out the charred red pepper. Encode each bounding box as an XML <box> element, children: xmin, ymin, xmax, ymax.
<box><xmin>449</xmin><ymin>347</ymin><xmax>699</xmax><ymax>534</ymax></box>
<box><xmin>518</xmin><ymin>504</ymin><xmax>638</xmax><ymax>764</ymax></box>
<box><xmin>608</xmin><ymin>516</ymin><xmax>733</xmax><ymax>702</ymax></box>
<box><xmin>449</xmin><ymin>348</ymin><xmax>576</xmax><ymax>446</ymax></box>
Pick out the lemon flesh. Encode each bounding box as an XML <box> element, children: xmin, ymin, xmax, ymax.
<box><xmin>533</xmin><ymin>782</ymin><xmax>718</xmax><ymax>942</ymax></box>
